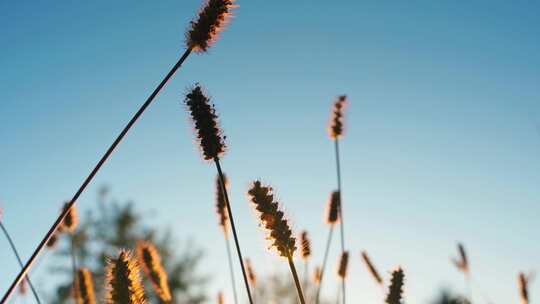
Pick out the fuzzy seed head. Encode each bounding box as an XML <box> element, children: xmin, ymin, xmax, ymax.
<box><xmin>328</xmin><ymin>95</ymin><xmax>347</xmax><ymax>139</ymax></box>
<box><xmin>136</xmin><ymin>241</ymin><xmax>172</xmax><ymax>302</ymax></box>
<box><xmin>299</xmin><ymin>231</ymin><xmax>311</xmax><ymax>260</ymax></box>
<box><xmin>217</xmin><ymin>291</ymin><xmax>224</xmax><ymax>304</ymax></box>
<box><xmin>186</xmin><ymin>0</ymin><xmax>236</xmax><ymax>52</ymax></box>
<box><xmin>451</xmin><ymin>243</ymin><xmax>469</xmax><ymax>273</ymax></box>
<box><xmin>313</xmin><ymin>266</ymin><xmax>322</xmax><ymax>284</ymax></box>
<box><xmin>361</xmin><ymin>251</ymin><xmax>383</xmax><ymax>285</ymax></box>
<box><xmin>46</xmin><ymin>233</ymin><xmax>59</xmax><ymax>249</ymax></box>
<box><xmin>76</xmin><ymin>268</ymin><xmax>96</xmax><ymax>304</ymax></box>
<box><xmin>325</xmin><ymin>191</ymin><xmax>340</xmax><ymax>225</ymax></box>
<box><xmin>518</xmin><ymin>272</ymin><xmax>529</xmax><ymax>304</ymax></box>
<box><xmin>60</xmin><ymin>202</ymin><xmax>78</xmax><ymax>233</ymax></box>
<box><xmin>247</xmin><ymin>180</ymin><xmax>297</xmax><ymax>257</ymax></box>
<box><xmin>215</xmin><ymin>174</ymin><xmax>229</xmax><ymax>236</ymax></box>
<box><xmin>105</xmin><ymin>250</ymin><xmax>147</xmax><ymax>304</ymax></box>
<box><xmin>244</xmin><ymin>258</ymin><xmax>256</xmax><ymax>287</ymax></box>
<box><xmin>386</xmin><ymin>267</ymin><xmax>404</xmax><ymax>304</ymax></box>
<box><xmin>337</xmin><ymin>251</ymin><xmax>349</xmax><ymax>278</ymax></box>
<box><xmin>18</xmin><ymin>279</ymin><xmax>27</xmax><ymax>296</ymax></box>
<box><xmin>185</xmin><ymin>84</ymin><xmax>226</xmax><ymax>161</ymax></box>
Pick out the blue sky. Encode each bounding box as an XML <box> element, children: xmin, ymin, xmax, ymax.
<box><xmin>1</xmin><ymin>0</ymin><xmax>539</xmax><ymax>303</ymax></box>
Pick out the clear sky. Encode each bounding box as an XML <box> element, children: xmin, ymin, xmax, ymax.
<box><xmin>1</xmin><ymin>0</ymin><xmax>539</xmax><ymax>303</ymax></box>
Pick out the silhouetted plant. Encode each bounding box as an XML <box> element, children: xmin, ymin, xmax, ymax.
<box><xmin>136</xmin><ymin>240</ymin><xmax>172</xmax><ymax>303</ymax></box>
<box><xmin>386</xmin><ymin>267</ymin><xmax>404</xmax><ymax>304</ymax></box>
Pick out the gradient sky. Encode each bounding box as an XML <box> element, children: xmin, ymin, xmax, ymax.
<box><xmin>1</xmin><ymin>1</ymin><xmax>539</xmax><ymax>303</ymax></box>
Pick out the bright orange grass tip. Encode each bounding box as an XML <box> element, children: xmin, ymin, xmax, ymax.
<box><xmin>186</xmin><ymin>0</ymin><xmax>238</xmax><ymax>52</ymax></box>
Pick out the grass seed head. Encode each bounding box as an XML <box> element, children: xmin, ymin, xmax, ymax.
<box><xmin>386</xmin><ymin>267</ymin><xmax>404</xmax><ymax>304</ymax></box>
<box><xmin>76</xmin><ymin>268</ymin><xmax>96</xmax><ymax>304</ymax></box>
<box><xmin>361</xmin><ymin>250</ymin><xmax>383</xmax><ymax>285</ymax></box>
<box><xmin>186</xmin><ymin>0</ymin><xmax>236</xmax><ymax>52</ymax></box>
<box><xmin>328</xmin><ymin>95</ymin><xmax>347</xmax><ymax>139</ymax></box>
<box><xmin>185</xmin><ymin>84</ymin><xmax>226</xmax><ymax>161</ymax></box>
<box><xmin>247</xmin><ymin>180</ymin><xmax>296</xmax><ymax>257</ymax></box>
<box><xmin>136</xmin><ymin>241</ymin><xmax>172</xmax><ymax>302</ymax></box>
<box><xmin>105</xmin><ymin>250</ymin><xmax>146</xmax><ymax>304</ymax></box>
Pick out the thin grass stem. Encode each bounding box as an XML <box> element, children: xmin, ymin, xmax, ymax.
<box><xmin>334</xmin><ymin>139</ymin><xmax>346</xmax><ymax>304</ymax></box>
<box><xmin>0</xmin><ymin>48</ymin><xmax>193</xmax><ymax>303</ymax></box>
<box><xmin>315</xmin><ymin>226</ymin><xmax>335</xmax><ymax>304</ymax></box>
<box><xmin>224</xmin><ymin>236</ymin><xmax>239</xmax><ymax>304</ymax></box>
<box><xmin>0</xmin><ymin>222</ymin><xmax>41</xmax><ymax>304</ymax></box>
<box><xmin>287</xmin><ymin>254</ymin><xmax>306</xmax><ymax>304</ymax></box>
<box><xmin>215</xmin><ymin>158</ymin><xmax>254</xmax><ymax>304</ymax></box>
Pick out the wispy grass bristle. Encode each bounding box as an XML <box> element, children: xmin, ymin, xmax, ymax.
<box><xmin>247</xmin><ymin>180</ymin><xmax>296</xmax><ymax>257</ymax></box>
<box><xmin>361</xmin><ymin>251</ymin><xmax>383</xmax><ymax>285</ymax></box>
<box><xmin>185</xmin><ymin>84</ymin><xmax>226</xmax><ymax>161</ymax></box>
<box><xmin>328</xmin><ymin>95</ymin><xmax>347</xmax><ymax>139</ymax></box>
<box><xmin>136</xmin><ymin>241</ymin><xmax>172</xmax><ymax>302</ymax></box>
<box><xmin>518</xmin><ymin>272</ymin><xmax>529</xmax><ymax>304</ymax></box>
<box><xmin>186</xmin><ymin>0</ymin><xmax>236</xmax><ymax>52</ymax></box>
<box><xmin>325</xmin><ymin>191</ymin><xmax>340</xmax><ymax>225</ymax></box>
<box><xmin>299</xmin><ymin>231</ymin><xmax>311</xmax><ymax>260</ymax></box>
<box><xmin>60</xmin><ymin>202</ymin><xmax>78</xmax><ymax>233</ymax></box>
<box><xmin>244</xmin><ymin>258</ymin><xmax>256</xmax><ymax>287</ymax></box>
<box><xmin>105</xmin><ymin>250</ymin><xmax>146</xmax><ymax>304</ymax></box>
<box><xmin>386</xmin><ymin>267</ymin><xmax>404</xmax><ymax>304</ymax></box>
<box><xmin>215</xmin><ymin>173</ymin><xmax>229</xmax><ymax>236</ymax></box>
<box><xmin>76</xmin><ymin>268</ymin><xmax>96</xmax><ymax>304</ymax></box>
<box><xmin>337</xmin><ymin>251</ymin><xmax>349</xmax><ymax>278</ymax></box>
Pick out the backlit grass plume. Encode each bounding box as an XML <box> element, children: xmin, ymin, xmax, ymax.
<box><xmin>337</xmin><ymin>251</ymin><xmax>349</xmax><ymax>279</ymax></box>
<box><xmin>451</xmin><ymin>243</ymin><xmax>469</xmax><ymax>273</ymax></box>
<box><xmin>186</xmin><ymin>0</ymin><xmax>236</xmax><ymax>52</ymax></box>
<box><xmin>217</xmin><ymin>291</ymin><xmax>225</xmax><ymax>304</ymax></box>
<box><xmin>245</xmin><ymin>258</ymin><xmax>256</xmax><ymax>287</ymax></box>
<box><xmin>46</xmin><ymin>233</ymin><xmax>59</xmax><ymax>249</ymax></box>
<box><xmin>299</xmin><ymin>231</ymin><xmax>311</xmax><ymax>260</ymax></box>
<box><xmin>1</xmin><ymin>0</ymin><xmax>239</xmax><ymax>300</ymax></box>
<box><xmin>247</xmin><ymin>181</ymin><xmax>296</xmax><ymax>257</ymax></box>
<box><xmin>247</xmin><ymin>180</ymin><xmax>306</xmax><ymax>304</ymax></box>
<box><xmin>105</xmin><ymin>250</ymin><xmax>146</xmax><ymax>304</ymax></box>
<box><xmin>386</xmin><ymin>267</ymin><xmax>404</xmax><ymax>304</ymax></box>
<box><xmin>60</xmin><ymin>202</ymin><xmax>78</xmax><ymax>234</ymax></box>
<box><xmin>327</xmin><ymin>95</ymin><xmax>347</xmax><ymax>139</ymax></box>
<box><xmin>75</xmin><ymin>268</ymin><xmax>96</xmax><ymax>304</ymax></box>
<box><xmin>361</xmin><ymin>251</ymin><xmax>383</xmax><ymax>285</ymax></box>
<box><xmin>215</xmin><ymin>173</ymin><xmax>229</xmax><ymax>235</ymax></box>
<box><xmin>136</xmin><ymin>241</ymin><xmax>172</xmax><ymax>302</ymax></box>
<box><xmin>185</xmin><ymin>85</ymin><xmax>226</xmax><ymax>161</ymax></box>
<box><xmin>313</xmin><ymin>266</ymin><xmax>322</xmax><ymax>284</ymax></box>
<box><xmin>325</xmin><ymin>191</ymin><xmax>340</xmax><ymax>225</ymax></box>
<box><xmin>183</xmin><ymin>84</ymin><xmax>252</xmax><ymax>303</ymax></box>
<box><xmin>518</xmin><ymin>272</ymin><xmax>530</xmax><ymax>304</ymax></box>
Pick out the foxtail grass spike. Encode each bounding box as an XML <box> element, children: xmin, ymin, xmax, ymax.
<box><xmin>105</xmin><ymin>250</ymin><xmax>146</xmax><ymax>304</ymax></box>
<box><xmin>244</xmin><ymin>258</ymin><xmax>256</xmax><ymax>288</ymax></box>
<box><xmin>76</xmin><ymin>268</ymin><xmax>96</xmax><ymax>304</ymax></box>
<box><xmin>325</xmin><ymin>191</ymin><xmax>340</xmax><ymax>225</ymax></box>
<box><xmin>46</xmin><ymin>233</ymin><xmax>59</xmax><ymax>249</ymax></box>
<box><xmin>1</xmin><ymin>0</ymin><xmax>241</xmax><ymax>297</ymax></box>
<box><xmin>452</xmin><ymin>243</ymin><xmax>469</xmax><ymax>273</ymax></box>
<box><xmin>313</xmin><ymin>266</ymin><xmax>322</xmax><ymax>284</ymax></box>
<box><xmin>247</xmin><ymin>180</ymin><xmax>305</xmax><ymax>304</ymax></box>
<box><xmin>247</xmin><ymin>180</ymin><xmax>296</xmax><ymax>258</ymax></box>
<box><xmin>361</xmin><ymin>251</ymin><xmax>383</xmax><ymax>285</ymax></box>
<box><xmin>386</xmin><ymin>267</ymin><xmax>404</xmax><ymax>304</ymax></box>
<box><xmin>187</xmin><ymin>0</ymin><xmax>236</xmax><ymax>52</ymax></box>
<box><xmin>185</xmin><ymin>84</ymin><xmax>226</xmax><ymax>160</ymax></box>
<box><xmin>60</xmin><ymin>202</ymin><xmax>78</xmax><ymax>234</ymax></box>
<box><xmin>215</xmin><ymin>173</ymin><xmax>229</xmax><ymax>236</ymax></box>
<box><xmin>328</xmin><ymin>95</ymin><xmax>347</xmax><ymax>139</ymax></box>
<box><xmin>136</xmin><ymin>241</ymin><xmax>172</xmax><ymax>302</ymax></box>
<box><xmin>217</xmin><ymin>291</ymin><xmax>225</xmax><ymax>304</ymax></box>
<box><xmin>337</xmin><ymin>251</ymin><xmax>349</xmax><ymax>279</ymax></box>
<box><xmin>299</xmin><ymin>231</ymin><xmax>311</xmax><ymax>260</ymax></box>
<box><xmin>518</xmin><ymin>272</ymin><xmax>529</xmax><ymax>304</ymax></box>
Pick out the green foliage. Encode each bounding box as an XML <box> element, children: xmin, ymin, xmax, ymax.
<box><xmin>49</xmin><ymin>186</ymin><xmax>206</xmax><ymax>304</ymax></box>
